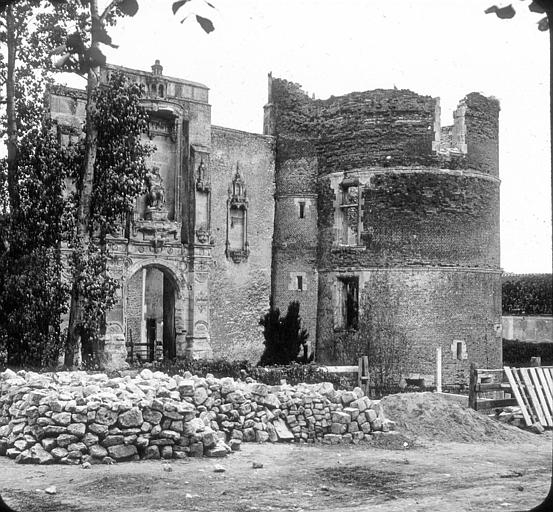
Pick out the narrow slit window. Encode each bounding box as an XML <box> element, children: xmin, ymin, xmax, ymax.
<box><xmin>299</xmin><ymin>201</ymin><xmax>306</xmax><ymax>219</ymax></box>
<box><xmin>456</xmin><ymin>341</ymin><xmax>463</xmax><ymax>360</ymax></box>
<box><xmin>297</xmin><ymin>275</ymin><xmax>303</xmax><ymax>291</ymax></box>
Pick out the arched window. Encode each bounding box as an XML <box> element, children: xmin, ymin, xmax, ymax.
<box><xmin>158</xmin><ymin>84</ymin><xmax>164</xmax><ymax>98</ymax></box>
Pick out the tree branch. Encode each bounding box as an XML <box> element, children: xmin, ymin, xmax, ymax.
<box><xmin>99</xmin><ymin>0</ymin><xmax>120</xmax><ymax>23</ymax></box>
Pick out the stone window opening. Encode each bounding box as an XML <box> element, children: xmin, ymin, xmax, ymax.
<box><xmin>338</xmin><ymin>176</ymin><xmax>362</xmax><ymax>246</ymax></box>
<box><xmin>288</xmin><ymin>272</ymin><xmax>307</xmax><ymax>292</ymax></box>
<box><xmin>336</xmin><ymin>276</ymin><xmax>359</xmax><ymax>331</ymax></box>
<box><xmin>299</xmin><ymin>201</ymin><xmax>306</xmax><ymax>219</ymax></box>
<box><xmin>451</xmin><ymin>339</ymin><xmax>467</xmax><ymax>360</ymax></box>
<box><xmin>158</xmin><ymin>84</ymin><xmax>164</xmax><ymax>97</ymax></box>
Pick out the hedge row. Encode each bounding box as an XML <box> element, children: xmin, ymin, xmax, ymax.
<box><xmin>502</xmin><ymin>339</ymin><xmax>553</xmax><ymax>367</ymax></box>
<box><xmin>127</xmin><ymin>360</ymin><xmax>354</xmax><ymax>390</ymax></box>
<box><xmin>502</xmin><ymin>274</ymin><xmax>552</xmax><ymax>316</ymax></box>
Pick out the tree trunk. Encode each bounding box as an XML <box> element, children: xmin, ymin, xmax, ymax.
<box><xmin>6</xmin><ymin>4</ymin><xmax>18</xmax><ymax>220</ymax></box>
<box><xmin>64</xmin><ymin>0</ymin><xmax>101</xmax><ymax>368</ymax></box>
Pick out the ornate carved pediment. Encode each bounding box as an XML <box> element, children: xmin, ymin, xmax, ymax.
<box><xmin>228</xmin><ymin>164</ymin><xmax>248</xmax><ymax>209</ymax></box>
<box><xmin>132</xmin><ymin>219</ymin><xmax>180</xmax><ymax>243</ymax></box>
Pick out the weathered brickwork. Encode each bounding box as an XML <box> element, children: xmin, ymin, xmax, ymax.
<box><xmin>209</xmin><ymin>127</ymin><xmax>275</xmax><ymax>361</ymax></box>
<box><xmin>316</xmin><ymin>269</ymin><xmax>502</xmax><ymax>383</ymax></box>
<box><xmin>268</xmin><ymin>77</ymin><xmax>502</xmax><ymax>382</ymax></box>
<box><xmin>464</xmin><ymin>93</ymin><xmax>500</xmax><ymax>176</ymax></box>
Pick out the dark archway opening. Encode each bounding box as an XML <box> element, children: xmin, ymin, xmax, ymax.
<box><xmin>126</xmin><ymin>265</ymin><xmax>177</xmax><ymax>363</ymax></box>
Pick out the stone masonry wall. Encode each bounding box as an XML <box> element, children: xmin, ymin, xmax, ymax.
<box><xmin>0</xmin><ymin>369</ymin><xmax>395</xmax><ymax>465</ymax></box>
<box><xmin>271</xmin><ymin>78</ymin><xmax>438</xmax><ymax>173</ymax></box>
<box><xmin>316</xmin><ymin>269</ymin><xmax>502</xmax><ymax>384</ymax></box>
<box><xmin>317</xmin><ymin>170</ymin><xmax>500</xmax><ymax>270</ymax></box>
<box><xmin>209</xmin><ymin>127</ymin><xmax>275</xmax><ymax>362</ymax></box>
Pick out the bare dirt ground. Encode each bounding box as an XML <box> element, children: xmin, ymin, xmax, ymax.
<box><xmin>1</xmin><ymin>433</ymin><xmax>552</xmax><ymax>512</ymax></box>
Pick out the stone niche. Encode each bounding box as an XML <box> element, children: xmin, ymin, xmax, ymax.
<box><xmin>225</xmin><ymin>165</ymin><xmax>249</xmax><ymax>263</ymax></box>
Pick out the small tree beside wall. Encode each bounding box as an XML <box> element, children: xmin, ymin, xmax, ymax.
<box><xmin>258</xmin><ymin>301</ymin><xmax>312</xmax><ymax>366</ymax></box>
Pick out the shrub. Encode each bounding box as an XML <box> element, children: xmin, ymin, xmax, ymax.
<box><xmin>258</xmin><ymin>301</ymin><xmax>312</xmax><ymax>366</ymax></box>
<box><xmin>502</xmin><ymin>339</ymin><xmax>553</xmax><ymax>367</ymax></box>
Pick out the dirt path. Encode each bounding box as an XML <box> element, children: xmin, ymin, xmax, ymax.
<box><xmin>1</xmin><ymin>435</ymin><xmax>552</xmax><ymax>512</ymax></box>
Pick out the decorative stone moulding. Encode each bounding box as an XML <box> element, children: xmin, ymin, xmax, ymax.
<box><xmin>132</xmin><ymin>219</ymin><xmax>181</xmax><ymax>242</ymax></box>
<box><xmin>195</xmin><ymin>226</ymin><xmax>211</xmax><ymax>244</ymax></box>
<box><xmin>226</xmin><ymin>244</ymin><xmax>250</xmax><ymax>264</ymax></box>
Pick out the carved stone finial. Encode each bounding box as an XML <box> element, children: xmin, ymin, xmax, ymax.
<box><xmin>152</xmin><ymin>59</ymin><xmax>163</xmax><ymax>76</ymax></box>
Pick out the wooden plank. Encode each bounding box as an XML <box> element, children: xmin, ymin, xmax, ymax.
<box><xmin>536</xmin><ymin>368</ymin><xmax>553</xmax><ymax>424</ymax></box>
<box><xmin>542</xmin><ymin>368</ymin><xmax>553</xmax><ymax>411</ymax></box>
<box><xmin>528</xmin><ymin>368</ymin><xmax>553</xmax><ymax>427</ymax></box>
<box><xmin>321</xmin><ymin>366</ymin><xmax>359</xmax><ymax>374</ymax></box>
<box><xmin>504</xmin><ymin>367</ymin><xmax>533</xmax><ymax>426</ymax></box>
<box><xmin>475</xmin><ymin>398</ymin><xmax>518</xmax><ymax>410</ymax></box>
<box><xmin>469</xmin><ymin>363</ymin><xmax>477</xmax><ymax>410</ymax></box>
<box><xmin>475</xmin><ymin>383</ymin><xmax>512</xmax><ymax>392</ymax></box>
<box><xmin>520</xmin><ymin>368</ymin><xmax>547</xmax><ymax>426</ymax></box>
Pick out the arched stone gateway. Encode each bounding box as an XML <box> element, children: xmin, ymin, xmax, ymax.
<box><xmin>124</xmin><ymin>262</ymin><xmax>182</xmax><ymax>363</ymax></box>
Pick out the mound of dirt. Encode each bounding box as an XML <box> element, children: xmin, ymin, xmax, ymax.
<box><xmin>379</xmin><ymin>392</ymin><xmax>539</xmax><ymax>444</ymax></box>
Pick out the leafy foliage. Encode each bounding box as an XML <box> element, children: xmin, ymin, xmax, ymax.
<box><xmin>258</xmin><ymin>301</ymin><xmax>312</xmax><ymax>366</ymax></box>
<box><xmin>485</xmin><ymin>1</ymin><xmax>550</xmax><ymax>31</ymax></box>
<box><xmin>503</xmin><ymin>338</ymin><xmax>553</xmax><ymax>366</ymax></box>
<box><xmin>502</xmin><ymin>274</ymin><xmax>552</xmax><ymax>315</ymax></box>
<box><xmin>0</xmin><ymin>123</ymin><xmax>72</xmax><ymax>366</ymax></box>
<box><xmin>65</xmin><ymin>73</ymin><xmax>152</xmax><ymax>359</ymax></box>
<box><xmin>89</xmin><ymin>73</ymin><xmax>153</xmax><ymax>235</ymax></box>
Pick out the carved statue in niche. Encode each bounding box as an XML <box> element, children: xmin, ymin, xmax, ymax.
<box><xmin>144</xmin><ymin>166</ymin><xmax>168</xmax><ymax>222</ymax></box>
<box><xmin>196</xmin><ymin>158</ymin><xmax>211</xmax><ymax>192</ymax></box>
<box><xmin>146</xmin><ymin>167</ymin><xmax>165</xmax><ymax>210</ymax></box>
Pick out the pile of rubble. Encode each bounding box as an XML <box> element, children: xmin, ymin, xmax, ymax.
<box><xmin>0</xmin><ymin>368</ymin><xmax>395</xmax><ymax>465</ymax></box>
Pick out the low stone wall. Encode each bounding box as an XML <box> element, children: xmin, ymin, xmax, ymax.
<box><xmin>0</xmin><ymin>368</ymin><xmax>395</xmax><ymax>465</ymax></box>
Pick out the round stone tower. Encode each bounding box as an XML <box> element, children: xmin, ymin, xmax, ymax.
<box><xmin>267</xmin><ymin>77</ymin><xmax>501</xmax><ymax>385</ymax></box>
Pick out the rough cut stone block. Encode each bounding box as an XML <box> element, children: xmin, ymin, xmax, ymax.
<box><xmin>41</xmin><ymin>438</ymin><xmax>57</xmax><ymax>452</ymax></box>
<box><xmin>188</xmin><ymin>442</ymin><xmax>203</xmax><ymax>457</ymax></box>
<box><xmin>273</xmin><ymin>419</ymin><xmax>294</xmax><ymax>441</ymax></box>
<box><xmin>67</xmin><ymin>423</ymin><xmax>86</xmax><ymax>437</ymax></box>
<box><xmin>118</xmin><ymin>408</ymin><xmax>143</xmax><ymax>428</ymax></box>
<box><xmin>107</xmin><ymin>444</ymin><xmax>138</xmax><ymax>461</ymax></box>
<box><xmin>56</xmin><ymin>434</ymin><xmax>78</xmax><ymax>448</ymax></box>
<box><xmin>101</xmin><ymin>435</ymin><xmax>125</xmax><ymax>448</ymax></box>
<box><xmin>331</xmin><ymin>411</ymin><xmax>351</xmax><ymax>424</ymax></box>
<box><xmin>160</xmin><ymin>445</ymin><xmax>173</xmax><ymax>459</ymax></box>
<box><xmin>50</xmin><ymin>447</ymin><xmax>68</xmax><ymax>459</ymax></box>
<box><xmin>95</xmin><ymin>407</ymin><xmax>118</xmax><ymax>426</ymax></box>
<box><xmin>51</xmin><ymin>412</ymin><xmax>72</xmax><ymax>426</ymax></box>
<box><xmin>88</xmin><ymin>423</ymin><xmax>109</xmax><ymax>437</ymax></box>
<box><xmin>143</xmin><ymin>445</ymin><xmax>160</xmax><ymax>460</ymax></box>
<box><xmin>341</xmin><ymin>392</ymin><xmax>357</xmax><ymax>406</ymax></box>
<box><xmin>331</xmin><ymin>423</ymin><xmax>347</xmax><ymax>435</ymax></box>
<box><xmin>178</xmin><ymin>380</ymin><xmax>195</xmax><ymax>396</ymax></box>
<box><xmin>255</xmin><ymin>431</ymin><xmax>269</xmax><ymax>443</ymax></box>
<box><xmin>90</xmin><ymin>445</ymin><xmax>108</xmax><ymax>459</ymax></box>
<box><xmin>205</xmin><ymin>445</ymin><xmax>228</xmax><ymax>458</ymax></box>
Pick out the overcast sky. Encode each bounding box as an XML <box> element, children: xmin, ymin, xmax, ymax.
<box><xmin>81</xmin><ymin>0</ymin><xmax>551</xmax><ymax>274</ymax></box>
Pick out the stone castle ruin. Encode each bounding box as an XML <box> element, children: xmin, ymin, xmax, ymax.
<box><xmin>50</xmin><ymin>61</ymin><xmax>501</xmax><ymax>384</ymax></box>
